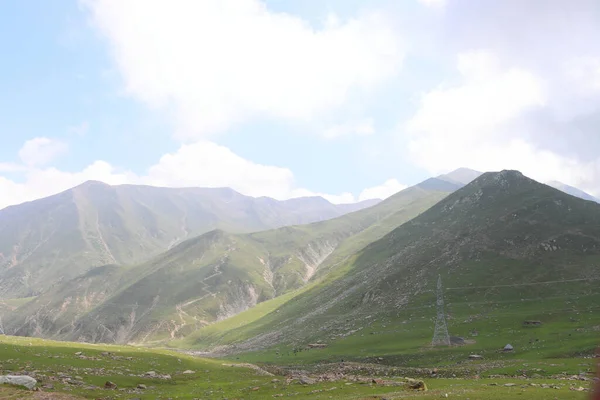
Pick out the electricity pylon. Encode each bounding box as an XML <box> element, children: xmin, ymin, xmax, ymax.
<box><xmin>432</xmin><ymin>274</ymin><xmax>451</xmax><ymax>346</ymax></box>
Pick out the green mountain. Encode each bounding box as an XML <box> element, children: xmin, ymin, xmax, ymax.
<box><xmin>4</xmin><ymin>179</ymin><xmax>454</xmax><ymax>343</ymax></box>
<box><xmin>0</xmin><ymin>181</ymin><xmax>378</xmax><ymax>298</ymax></box>
<box><xmin>178</xmin><ymin>170</ymin><xmax>600</xmax><ymax>360</ymax></box>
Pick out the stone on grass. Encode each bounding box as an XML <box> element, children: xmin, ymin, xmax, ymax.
<box><xmin>0</xmin><ymin>375</ymin><xmax>37</xmax><ymax>390</ymax></box>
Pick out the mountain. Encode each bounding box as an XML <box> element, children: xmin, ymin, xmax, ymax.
<box><xmin>547</xmin><ymin>180</ymin><xmax>599</xmax><ymax>203</ymax></box>
<box><xmin>437</xmin><ymin>167</ymin><xmax>483</xmax><ymax>186</ymax></box>
<box><xmin>179</xmin><ymin>170</ymin><xmax>600</xmax><ymax>356</ymax></box>
<box><xmin>0</xmin><ymin>181</ymin><xmax>379</xmax><ymax>298</ymax></box>
<box><xmin>4</xmin><ymin>179</ymin><xmax>455</xmax><ymax>343</ymax></box>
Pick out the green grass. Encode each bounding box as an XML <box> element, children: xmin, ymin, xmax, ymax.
<box><xmin>0</xmin><ymin>335</ymin><xmax>430</xmax><ymax>399</ymax></box>
<box><xmin>1</xmin><ymin>335</ymin><xmax>595</xmax><ymax>399</ymax></box>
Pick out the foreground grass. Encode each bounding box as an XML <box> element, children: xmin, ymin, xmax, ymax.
<box><xmin>0</xmin><ymin>335</ymin><xmax>423</xmax><ymax>399</ymax></box>
<box><xmin>1</xmin><ymin>335</ymin><xmax>595</xmax><ymax>399</ymax></box>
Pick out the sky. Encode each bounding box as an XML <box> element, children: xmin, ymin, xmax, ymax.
<box><xmin>1</xmin><ymin>0</ymin><xmax>600</xmax><ymax>209</ymax></box>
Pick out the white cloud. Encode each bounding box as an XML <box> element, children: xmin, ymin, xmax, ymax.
<box><xmin>0</xmin><ymin>163</ymin><xmax>26</xmax><ymax>173</ymax></box>
<box><xmin>2</xmin><ymin>138</ymin><xmax>395</xmax><ymax>209</ymax></box>
<box><xmin>18</xmin><ymin>137</ymin><xmax>68</xmax><ymax>167</ymax></box>
<box><xmin>359</xmin><ymin>178</ymin><xmax>407</xmax><ymax>201</ymax></box>
<box><xmin>404</xmin><ymin>49</ymin><xmax>600</xmax><ymax>196</ymax></box>
<box><xmin>418</xmin><ymin>0</ymin><xmax>446</xmax><ymax>8</ymax></box>
<box><xmin>407</xmin><ymin>50</ymin><xmax>546</xmax><ymax>149</ymax></box>
<box><xmin>85</xmin><ymin>0</ymin><xmax>405</xmax><ymax>139</ymax></box>
<box><xmin>145</xmin><ymin>141</ymin><xmax>297</xmax><ymax>199</ymax></box>
<box><xmin>564</xmin><ymin>56</ymin><xmax>600</xmax><ymax>95</ymax></box>
<box><xmin>0</xmin><ymin>161</ymin><xmax>134</xmax><ymax>209</ymax></box>
<box><xmin>322</xmin><ymin>119</ymin><xmax>375</xmax><ymax>139</ymax></box>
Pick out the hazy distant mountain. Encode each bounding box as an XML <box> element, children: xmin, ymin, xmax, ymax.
<box><xmin>437</xmin><ymin>167</ymin><xmax>483</xmax><ymax>186</ymax></box>
<box><xmin>0</xmin><ymin>181</ymin><xmax>378</xmax><ymax>298</ymax></box>
<box><xmin>546</xmin><ymin>181</ymin><xmax>599</xmax><ymax>203</ymax></box>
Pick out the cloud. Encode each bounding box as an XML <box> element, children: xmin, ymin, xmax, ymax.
<box><xmin>564</xmin><ymin>56</ymin><xmax>600</xmax><ymax>95</ymax></box>
<box><xmin>359</xmin><ymin>178</ymin><xmax>407</xmax><ymax>201</ymax></box>
<box><xmin>404</xmin><ymin>48</ymin><xmax>600</xmax><ymax>196</ymax></box>
<box><xmin>322</xmin><ymin>119</ymin><xmax>375</xmax><ymax>140</ymax></box>
<box><xmin>18</xmin><ymin>137</ymin><xmax>69</xmax><ymax>167</ymax></box>
<box><xmin>418</xmin><ymin>0</ymin><xmax>446</xmax><ymax>8</ymax></box>
<box><xmin>2</xmin><ymin>138</ymin><xmax>399</xmax><ymax>209</ymax></box>
<box><xmin>84</xmin><ymin>0</ymin><xmax>405</xmax><ymax>139</ymax></box>
<box><xmin>145</xmin><ymin>141</ymin><xmax>297</xmax><ymax>199</ymax></box>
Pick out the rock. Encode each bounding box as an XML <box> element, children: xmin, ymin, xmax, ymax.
<box><xmin>74</xmin><ymin>352</ymin><xmax>82</xmax><ymax>356</ymax></box>
<box><xmin>42</xmin><ymin>383</ymin><xmax>54</xmax><ymax>390</ymax></box>
<box><xmin>0</xmin><ymin>375</ymin><xmax>37</xmax><ymax>390</ymax></box>
<box><xmin>299</xmin><ymin>376</ymin><xmax>316</xmax><ymax>385</ymax></box>
<box><xmin>182</xmin><ymin>370</ymin><xmax>195</xmax><ymax>374</ymax></box>
<box><xmin>137</xmin><ymin>383</ymin><xmax>147</xmax><ymax>389</ymax></box>
<box><xmin>504</xmin><ymin>383</ymin><xmax>516</xmax><ymax>387</ymax></box>
<box><xmin>271</xmin><ymin>379</ymin><xmax>280</xmax><ymax>383</ymax></box>
<box><xmin>145</xmin><ymin>371</ymin><xmax>157</xmax><ymax>377</ymax></box>
<box><xmin>408</xmin><ymin>380</ymin><xmax>427</xmax><ymax>391</ymax></box>
<box><xmin>104</xmin><ymin>381</ymin><xmax>117</xmax><ymax>389</ymax></box>
<box><xmin>469</xmin><ymin>354</ymin><xmax>484</xmax><ymax>360</ymax></box>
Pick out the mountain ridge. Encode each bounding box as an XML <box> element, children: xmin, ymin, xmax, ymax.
<box><xmin>3</xmin><ymin>177</ymin><xmax>455</xmax><ymax>343</ymax></box>
<box><xmin>0</xmin><ymin>181</ymin><xmax>380</xmax><ymax>298</ymax></box>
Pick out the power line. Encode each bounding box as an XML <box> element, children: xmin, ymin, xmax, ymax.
<box><xmin>431</xmin><ymin>275</ymin><xmax>450</xmax><ymax>346</ymax></box>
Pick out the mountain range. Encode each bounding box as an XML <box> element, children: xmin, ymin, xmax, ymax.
<box><xmin>0</xmin><ymin>181</ymin><xmax>378</xmax><ymax>299</ymax></box>
<box><xmin>1</xmin><ymin>168</ymin><xmax>599</xmax><ymax>352</ymax></box>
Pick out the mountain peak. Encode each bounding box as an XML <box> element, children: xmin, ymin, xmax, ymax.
<box><xmin>74</xmin><ymin>180</ymin><xmax>112</xmax><ymax>189</ymax></box>
<box><xmin>438</xmin><ymin>167</ymin><xmax>483</xmax><ymax>186</ymax></box>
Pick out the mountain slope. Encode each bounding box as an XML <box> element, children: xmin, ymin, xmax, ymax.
<box><xmin>182</xmin><ymin>170</ymin><xmax>600</xmax><ymax>356</ymax></box>
<box><xmin>547</xmin><ymin>180</ymin><xmax>599</xmax><ymax>203</ymax></box>
<box><xmin>5</xmin><ymin>180</ymin><xmax>454</xmax><ymax>343</ymax></box>
<box><xmin>0</xmin><ymin>181</ymin><xmax>379</xmax><ymax>298</ymax></box>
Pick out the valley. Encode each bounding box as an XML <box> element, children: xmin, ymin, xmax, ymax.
<box><xmin>1</xmin><ymin>169</ymin><xmax>599</xmax><ymax>398</ymax></box>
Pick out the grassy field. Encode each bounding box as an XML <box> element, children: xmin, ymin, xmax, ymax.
<box><xmin>1</xmin><ymin>334</ymin><xmax>596</xmax><ymax>399</ymax></box>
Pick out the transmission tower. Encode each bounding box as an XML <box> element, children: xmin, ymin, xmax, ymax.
<box><xmin>432</xmin><ymin>274</ymin><xmax>451</xmax><ymax>346</ymax></box>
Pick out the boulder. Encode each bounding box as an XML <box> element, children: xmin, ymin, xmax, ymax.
<box><xmin>298</xmin><ymin>376</ymin><xmax>316</xmax><ymax>385</ymax></box>
<box><xmin>104</xmin><ymin>381</ymin><xmax>117</xmax><ymax>389</ymax></box>
<box><xmin>0</xmin><ymin>375</ymin><xmax>37</xmax><ymax>390</ymax></box>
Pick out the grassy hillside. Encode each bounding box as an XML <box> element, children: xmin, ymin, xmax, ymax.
<box><xmin>5</xmin><ymin>181</ymin><xmax>451</xmax><ymax>343</ymax></box>
<box><xmin>0</xmin><ymin>181</ymin><xmax>378</xmax><ymax>299</ymax></box>
<box><xmin>178</xmin><ymin>171</ymin><xmax>600</xmax><ymax>368</ymax></box>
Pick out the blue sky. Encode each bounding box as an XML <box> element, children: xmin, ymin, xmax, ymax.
<box><xmin>1</xmin><ymin>0</ymin><xmax>600</xmax><ymax>209</ymax></box>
